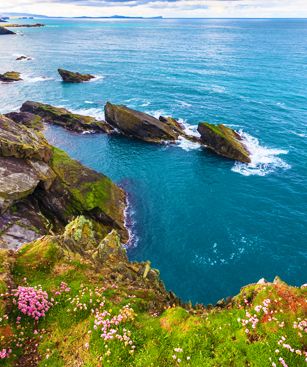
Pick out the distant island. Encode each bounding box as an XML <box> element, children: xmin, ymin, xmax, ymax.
<box><xmin>0</xmin><ymin>12</ymin><xmax>163</xmax><ymax>20</ymax></box>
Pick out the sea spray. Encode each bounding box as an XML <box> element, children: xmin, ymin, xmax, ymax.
<box><xmin>232</xmin><ymin>131</ymin><xmax>291</xmax><ymax>176</ymax></box>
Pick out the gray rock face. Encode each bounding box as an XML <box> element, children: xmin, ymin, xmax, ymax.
<box><xmin>5</xmin><ymin>111</ymin><xmax>43</xmax><ymax>131</ymax></box>
<box><xmin>0</xmin><ymin>157</ymin><xmax>40</xmax><ymax>213</ymax></box>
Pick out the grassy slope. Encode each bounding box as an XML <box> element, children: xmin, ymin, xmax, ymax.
<box><xmin>0</xmin><ymin>228</ymin><xmax>306</xmax><ymax>367</ymax></box>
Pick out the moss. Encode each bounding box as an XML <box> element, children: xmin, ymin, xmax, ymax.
<box><xmin>50</xmin><ymin>147</ymin><xmax>124</xmax><ymax>219</ymax></box>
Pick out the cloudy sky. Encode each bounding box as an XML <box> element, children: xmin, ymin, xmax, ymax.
<box><xmin>1</xmin><ymin>0</ymin><xmax>306</xmax><ymax>18</ymax></box>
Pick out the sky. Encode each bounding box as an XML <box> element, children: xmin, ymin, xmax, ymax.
<box><xmin>1</xmin><ymin>0</ymin><xmax>307</xmax><ymax>18</ymax></box>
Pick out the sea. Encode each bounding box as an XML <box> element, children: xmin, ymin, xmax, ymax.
<box><xmin>0</xmin><ymin>18</ymin><xmax>306</xmax><ymax>304</ymax></box>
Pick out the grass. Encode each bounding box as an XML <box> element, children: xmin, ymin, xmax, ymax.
<box><xmin>0</xmin><ymin>224</ymin><xmax>306</xmax><ymax>367</ymax></box>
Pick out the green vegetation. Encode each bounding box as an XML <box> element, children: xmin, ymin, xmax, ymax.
<box><xmin>0</xmin><ymin>218</ymin><xmax>306</xmax><ymax>366</ymax></box>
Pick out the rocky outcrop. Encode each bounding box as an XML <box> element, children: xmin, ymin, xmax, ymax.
<box><xmin>5</xmin><ymin>112</ymin><xmax>43</xmax><ymax>131</ymax></box>
<box><xmin>0</xmin><ymin>27</ymin><xmax>15</xmax><ymax>35</ymax></box>
<box><xmin>3</xmin><ymin>23</ymin><xmax>44</xmax><ymax>28</ymax></box>
<box><xmin>16</xmin><ymin>55</ymin><xmax>32</xmax><ymax>61</ymax></box>
<box><xmin>0</xmin><ymin>115</ymin><xmax>128</xmax><ymax>248</ymax></box>
<box><xmin>105</xmin><ymin>102</ymin><xmax>184</xmax><ymax>143</ymax></box>
<box><xmin>0</xmin><ymin>71</ymin><xmax>22</xmax><ymax>82</ymax></box>
<box><xmin>197</xmin><ymin>123</ymin><xmax>251</xmax><ymax>163</ymax></box>
<box><xmin>58</xmin><ymin>68</ymin><xmax>95</xmax><ymax>83</ymax></box>
<box><xmin>20</xmin><ymin>101</ymin><xmax>113</xmax><ymax>133</ymax></box>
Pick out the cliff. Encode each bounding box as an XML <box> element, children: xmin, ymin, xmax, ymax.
<box><xmin>0</xmin><ymin>111</ymin><xmax>305</xmax><ymax>367</ymax></box>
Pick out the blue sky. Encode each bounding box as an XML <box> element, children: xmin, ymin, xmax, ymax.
<box><xmin>1</xmin><ymin>0</ymin><xmax>306</xmax><ymax>18</ymax></box>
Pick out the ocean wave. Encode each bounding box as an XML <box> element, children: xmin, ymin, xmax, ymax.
<box><xmin>69</xmin><ymin>106</ymin><xmax>105</xmax><ymax>120</ymax></box>
<box><xmin>175</xmin><ymin>120</ymin><xmax>201</xmax><ymax>151</ymax></box>
<box><xmin>22</xmin><ymin>75</ymin><xmax>54</xmax><ymax>83</ymax></box>
<box><xmin>88</xmin><ymin>75</ymin><xmax>104</xmax><ymax>82</ymax></box>
<box><xmin>232</xmin><ymin>131</ymin><xmax>291</xmax><ymax>177</ymax></box>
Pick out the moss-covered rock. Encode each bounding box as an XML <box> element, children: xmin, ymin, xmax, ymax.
<box><xmin>34</xmin><ymin>147</ymin><xmax>128</xmax><ymax>242</ymax></box>
<box><xmin>20</xmin><ymin>101</ymin><xmax>113</xmax><ymax>134</ymax></box>
<box><xmin>197</xmin><ymin>122</ymin><xmax>251</xmax><ymax>163</ymax></box>
<box><xmin>0</xmin><ymin>115</ymin><xmax>52</xmax><ymax>162</ymax></box>
<box><xmin>58</xmin><ymin>68</ymin><xmax>95</xmax><ymax>83</ymax></box>
<box><xmin>0</xmin><ymin>71</ymin><xmax>22</xmax><ymax>82</ymax></box>
<box><xmin>105</xmin><ymin>102</ymin><xmax>181</xmax><ymax>143</ymax></box>
<box><xmin>5</xmin><ymin>112</ymin><xmax>43</xmax><ymax>131</ymax></box>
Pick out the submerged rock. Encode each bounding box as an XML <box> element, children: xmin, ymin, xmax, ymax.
<box><xmin>58</xmin><ymin>68</ymin><xmax>95</xmax><ymax>83</ymax></box>
<box><xmin>0</xmin><ymin>71</ymin><xmax>22</xmax><ymax>82</ymax></box>
<box><xmin>0</xmin><ymin>27</ymin><xmax>15</xmax><ymax>35</ymax></box>
<box><xmin>104</xmin><ymin>102</ymin><xmax>180</xmax><ymax>143</ymax></box>
<box><xmin>20</xmin><ymin>101</ymin><xmax>113</xmax><ymax>133</ymax></box>
<box><xmin>197</xmin><ymin>123</ymin><xmax>251</xmax><ymax>163</ymax></box>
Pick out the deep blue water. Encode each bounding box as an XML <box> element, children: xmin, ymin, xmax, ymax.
<box><xmin>0</xmin><ymin>18</ymin><xmax>306</xmax><ymax>304</ymax></box>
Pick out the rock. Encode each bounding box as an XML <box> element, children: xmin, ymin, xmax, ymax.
<box><xmin>257</xmin><ymin>278</ymin><xmax>268</xmax><ymax>285</ymax></box>
<box><xmin>58</xmin><ymin>68</ymin><xmax>95</xmax><ymax>83</ymax></box>
<box><xmin>0</xmin><ymin>157</ymin><xmax>40</xmax><ymax>213</ymax></box>
<box><xmin>3</xmin><ymin>23</ymin><xmax>44</xmax><ymax>28</ymax></box>
<box><xmin>0</xmin><ymin>114</ymin><xmax>52</xmax><ymax>162</ymax></box>
<box><xmin>159</xmin><ymin>115</ymin><xmax>200</xmax><ymax>143</ymax></box>
<box><xmin>0</xmin><ymin>115</ymin><xmax>127</xmax><ymax>247</ymax></box>
<box><xmin>0</xmin><ymin>27</ymin><xmax>15</xmax><ymax>35</ymax></box>
<box><xmin>20</xmin><ymin>101</ymin><xmax>112</xmax><ymax>134</ymax></box>
<box><xmin>0</xmin><ymin>71</ymin><xmax>22</xmax><ymax>82</ymax></box>
<box><xmin>197</xmin><ymin>123</ymin><xmax>251</xmax><ymax>163</ymax></box>
<box><xmin>35</xmin><ymin>147</ymin><xmax>129</xmax><ymax>242</ymax></box>
<box><xmin>16</xmin><ymin>55</ymin><xmax>32</xmax><ymax>61</ymax></box>
<box><xmin>5</xmin><ymin>112</ymin><xmax>43</xmax><ymax>131</ymax></box>
<box><xmin>96</xmin><ymin>229</ymin><xmax>127</xmax><ymax>263</ymax></box>
<box><xmin>104</xmin><ymin>102</ymin><xmax>180</xmax><ymax>143</ymax></box>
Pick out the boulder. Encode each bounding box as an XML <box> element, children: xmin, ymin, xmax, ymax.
<box><xmin>104</xmin><ymin>102</ymin><xmax>180</xmax><ymax>143</ymax></box>
<box><xmin>0</xmin><ymin>114</ymin><xmax>52</xmax><ymax>162</ymax></box>
<box><xmin>0</xmin><ymin>27</ymin><xmax>15</xmax><ymax>35</ymax></box>
<box><xmin>58</xmin><ymin>68</ymin><xmax>95</xmax><ymax>83</ymax></box>
<box><xmin>20</xmin><ymin>101</ymin><xmax>112</xmax><ymax>134</ymax></box>
<box><xmin>5</xmin><ymin>111</ymin><xmax>43</xmax><ymax>131</ymax></box>
<box><xmin>0</xmin><ymin>71</ymin><xmax>22</xmax><ymax>82</ymax></box>
<box><xmin>197</xmin><ymin>123</ymin><xmax>251</xmax><ymax>163</ymax></box>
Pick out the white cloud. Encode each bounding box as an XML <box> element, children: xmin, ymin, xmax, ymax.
<box><xmin>0</xmin><ymin>0</ymin><xmax>306</xmax><ymax>18</ymax></box>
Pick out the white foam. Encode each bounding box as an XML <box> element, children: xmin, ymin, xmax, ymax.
<box><xmin>23</xmin><ymin>75</ymin><xmax>53</xmax><ymax>83</ymax></box>
<box><xmin>88</xmin><ymin>75</ymin><xmax>104</xmax><ymax>82</ymax></box>
<box><xmin>232</xmin><ymin>131</ymin><xmax>291</xmax><ymax>177</ymax></box>
<box><xmin>123</xmin><ymin>196</ymin><xmax>138</xmax><ymax>249</ymax></box>
<box><xmin>69</xmin><ymin>107</ymin><xmax>105</xmax><ymax>121</ymax></box>
<box><xmin>176</xmin><ymin>120</ymin><xmax>201</xmax><ymax>151</ymax></box>
<box><xmin>84</xmin><ymin>100</ymin><xmax>94</xmax><ymax>104</ymax></box>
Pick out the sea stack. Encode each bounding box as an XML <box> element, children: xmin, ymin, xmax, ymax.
<box><xmin>104</xmin><ymin>102</ymin><xmax>182</xmax><ymax>143</ymax></box>
<box><xmin>197</xmin><ymin>122</ymin><xmax>251</xmax><ymax>163</ymax></box>
<box><xmin>58</xmin><ymin>68</ymin><xmax>95</xmax><ymax>83</ymax></box>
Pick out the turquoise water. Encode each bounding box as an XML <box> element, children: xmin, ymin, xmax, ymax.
<box><xmin>0</xmin><ymin>18</ymin><xmax>306</xmax><ymax>303</ymax></box>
